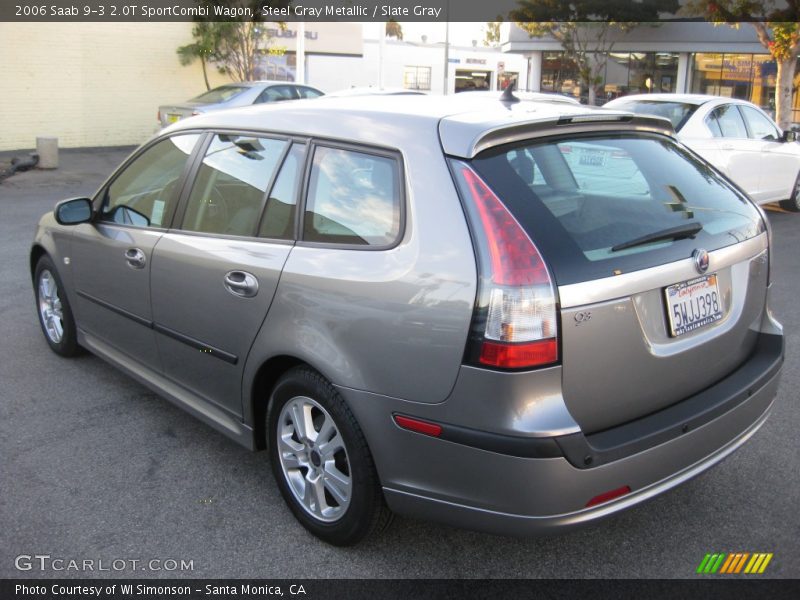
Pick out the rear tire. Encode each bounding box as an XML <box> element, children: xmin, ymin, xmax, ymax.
<box><xmin>34</xmin><ymin>255</ymin><xmax>81</xmax><ymax>357</ymax></box>
<box><xmin>779</xmin><ymin>172</ymin><xmax>800</xmax><ymax>212</ymax></box>
<box><xmin>267</xmin><ymin>366</ymin><xmax>393</xmax><ymax>546</ymax></box>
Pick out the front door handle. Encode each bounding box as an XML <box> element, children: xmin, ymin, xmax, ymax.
<box><xmin>224</xmin><ymin>270</ymin><xmax>259</xmax><ymax>298</ymax></box>
<box><xmin>125</xmin><ymin>247</ymin><xmax>146</xmax><ymax>269</ymax></box>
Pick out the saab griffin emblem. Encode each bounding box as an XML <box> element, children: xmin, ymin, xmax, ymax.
<box><xmin>693</xmin><ymin>248</ymin><xmax>710</xmax><ymax>274</ymax></box>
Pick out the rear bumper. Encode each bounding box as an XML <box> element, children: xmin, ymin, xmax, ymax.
<box><xmin>339</xmin><ymin>331</ymin><xmax>783</xmax><ymax>536</ymax></box>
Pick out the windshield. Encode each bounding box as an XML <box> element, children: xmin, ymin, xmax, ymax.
<box><xmin>612</xmin><ymin>101</ymin><xmax>699</xmax><ymax>131</ymax></box>
<box><xmin>470</xmin><ymin>133</ymin><xmax>763</xmax><ymax>285</ymax></box>
<box><xmin>190</xmin><ymin>85</ymin><xmax>249</xmax><ymax>104</ymax></box>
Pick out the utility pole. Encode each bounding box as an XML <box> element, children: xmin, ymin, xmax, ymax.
<box><xmin>296</xmin><ymin>22</ymin><xmax>306</xmax><ymax>84</ymax></box>
<box><xmin>443</xmin><ymin>18</ymin><xmax>450</xmax><ymax>95</ymax></box>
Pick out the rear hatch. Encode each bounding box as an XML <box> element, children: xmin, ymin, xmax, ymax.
<box><xmin>464</xmin><ymin>129</ymin><xmax>768</xmax><ymax>433</ymax></box>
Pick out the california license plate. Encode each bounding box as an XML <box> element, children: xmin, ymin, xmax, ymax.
<box><xmin>167</xmin><ymin>114</ymin><xmax>181</xmax><ymax>124</ymax></box>
<box><xmin>665</xmin><ymin>274</ymin><xmax>723</xmax><ymax>337</ymax></box>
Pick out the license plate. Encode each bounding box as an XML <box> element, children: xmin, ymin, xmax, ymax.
<box><xmin>665</xmin><ymin>274</ymin><xmax>723</xmax><ymax>337</ymax></box>
<box><xmin>579</xmin><ymin>149</ymin><xmax>607</xmax><ymax>167</ymax></box>
<box><xmin>167</xmin><ymin>114</ymin><xmax>181</xmax><ymax>124</ymax></box>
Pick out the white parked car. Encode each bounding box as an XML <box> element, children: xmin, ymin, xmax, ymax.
<box><xmin>605</xmin><ymin>94</ymin><xmax>800</xmax><ymax>211</ymax></box>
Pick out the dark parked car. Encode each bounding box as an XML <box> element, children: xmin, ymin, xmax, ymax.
<box><xmin>33</xmin><ymin>94</ymin><xmax>783</xmax><ymax>545</ymax></box>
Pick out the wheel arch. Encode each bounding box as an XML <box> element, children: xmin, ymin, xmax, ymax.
<box><xmin>30</xmin><ymin>244</ymin><xmax>48</xmax><ymax>280</ymax></box>
<box><xmin>250</xmin><ymin>355</ymin><xmax>322</xmax><ymax>450</ymax></box>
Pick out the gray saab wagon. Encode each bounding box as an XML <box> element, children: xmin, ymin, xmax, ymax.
<box><xmin>31</xmin><ymin>94</ymin><xmax>784</xmax><ymax>545</ymax></box>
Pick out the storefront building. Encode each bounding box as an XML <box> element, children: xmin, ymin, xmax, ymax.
<box><xmin>502</xmin><ymin>22</ymin><xmax>800</xmax><ymax>123</ymax></box>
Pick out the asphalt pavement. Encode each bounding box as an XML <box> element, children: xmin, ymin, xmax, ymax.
<box><xmin>0</xmin><ymin>148</ymin><xmax>798</xmax><ymax>579</ymax></box>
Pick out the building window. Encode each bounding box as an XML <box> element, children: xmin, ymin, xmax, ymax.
<box><xmin>688</xmin><ymin>52</ymin><xmax>798</xmax><ymax>120</ymax></box>
<box><xmin>541</xmin><ymin>51</ymin><xmax>580</xmax><ymax>99</ymax></box>
<box><xmin>540</xmin><ymin>51</ymin><xmax>678</xmax><ymax>104</ymax></box>
<box><xmin>455</xmin><ymin>70</ymin><xmax>491</xmax><ymax>92</ymax></box>
<box><xmin>403</xmin><ymin>66</ymin><xmax>432</xmax><ymax>91</ymax></box>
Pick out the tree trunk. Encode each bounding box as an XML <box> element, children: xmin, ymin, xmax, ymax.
<box><xmin>775</xmin><ymin>57</ymin><xmax>797</xmax><ymax>131</ymax></box>
<box><xmin>588</xmin><ymin>85</ymin><xmax>596</xmax><ymax>106</ymax></box>
<box><xmin>201</xmin><ymin>55</ymin><xmax>210</xmax><ymax>91</ymax></box>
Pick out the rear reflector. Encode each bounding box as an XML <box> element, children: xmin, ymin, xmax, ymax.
<box><xmin>586</xmin><ymin>485</ymin><xmax>632</xmax><ymax>507</ymax></box>
<box><xmin>393</xmin><ymin>415</ymin><xmax>442</xmax><ymax>437</ymax></box>
<box><xmin>480</xmin><ymin>339</ymin><xmax>558</xmax><ymax>369</ymax></box>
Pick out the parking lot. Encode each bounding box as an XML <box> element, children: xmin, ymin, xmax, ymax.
<box><xmin>0</xmin><ymin>147</ymin><xmax>797</xmax><ymax>579</ymax></box>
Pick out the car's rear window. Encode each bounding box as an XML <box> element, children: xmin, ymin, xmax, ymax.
<box><xmin>191</xmin><ymin>85</ymin><xmax>249</xmax><ymax>104</ymax></box>
<box><xmin>470</xmin><ymin>133</ymin><xmax>763</xmax><ymax>285</ymax></box>
<box><xmin>611</xmin><ymin>101</ymin><xmax>698</xmax><ymax>131</ymax></box>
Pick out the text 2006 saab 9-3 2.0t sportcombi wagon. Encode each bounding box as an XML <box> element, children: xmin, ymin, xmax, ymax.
<box><xmin>31</xmin><ymin>92</ymin><xmax>784</xmax><ymax>545</ymax></box>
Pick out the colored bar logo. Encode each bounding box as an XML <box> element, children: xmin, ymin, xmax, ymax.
<box><xmin>696</xmin><ymin>552</ymin><xmax>773</xmax><ymax>574</ymax></box>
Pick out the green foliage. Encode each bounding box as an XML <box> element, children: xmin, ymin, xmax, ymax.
<box><xmin>386</xmin><ymin>20</ymin><xmax>403</xmax><ymax>40</ymax></box>
<box><xmin>176</xmin><ymin>1</ymin><xmax>291</xmax><ymax>84</ymax></box>
<box><xmin>483</xmin><ymin>20</ymin><xmax>502</xmax><ymax>47</ymax></box>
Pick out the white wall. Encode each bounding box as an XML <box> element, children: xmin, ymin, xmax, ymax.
<box><xmin>0</xmin><ymin>22</ymin><xmax>232</xmax><ymax>151</ymax></box>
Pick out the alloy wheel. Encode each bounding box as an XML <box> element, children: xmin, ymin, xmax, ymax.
<box><xmin>38</xmin><ymin>269</ymin><xmax>64</xmax><ymax>344</ymax></box>
<box><xmin>276</xmin><ymin>396</ymin><xmax>352</xmax><ymax>522</ymax></box>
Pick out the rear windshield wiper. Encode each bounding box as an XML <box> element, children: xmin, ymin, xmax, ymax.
<box><xmin>611</xmin><ymin>222</ymin><xmax>703</xmax><ymax>252</ymax></box>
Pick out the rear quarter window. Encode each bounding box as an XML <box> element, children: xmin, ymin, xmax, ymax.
<box><xmin>303</xmin><ymin>146</ymin><xmax>402</xmax><ymax>247</ymax></box>
<box><xmin>470</xmin><ymin>133</ymin><xmax>763</xmax><ymax>285</ymax></box>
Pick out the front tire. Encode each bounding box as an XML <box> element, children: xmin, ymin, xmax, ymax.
<box><xmin>779</xmin><ymin>172</ymin><xmax>800</xmax><ymax>212</ymax></box>
<box><xmin>267</xmin><ymin>367</ymin><xmax>392</xmax><ymax>546</ymax></box>
<box><xmin>34</xmin><ymin>255</ymin><xmax>81</xmax><ymax>357</ymax></box>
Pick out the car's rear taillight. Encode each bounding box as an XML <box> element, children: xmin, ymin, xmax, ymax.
<box><xmin>157</xmin><ymin>110</ymin><xmax>161</xmax><ymax>123</ymax></box>
<box><xmin>451</xmin><ymin>161</ymin><xmax>559</xmax><ymax>370</ymax></box>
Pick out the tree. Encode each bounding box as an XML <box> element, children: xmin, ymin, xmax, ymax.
<box><xmin>681</xmin><ymin>1</ymin><xmax>800</xmax><ymax>130</ymax></box>
<box><xmin>177</xmin><ymin>22</ymin><xmax>220</xmax><ymax>91</ymax></box>
<box><xmin>385</xmin><ymin>20</ymin><xmax>403</xmax><ymax>40</ymax></box>
<box><xmin>510</xmin><ymin>0</ymin><xmax>678</xmax><ymax>105</ymax></box>
<box><xmin>483</xmin><ymin>20</ymin><xmax>502</xmax><ymax>47</ymax></box>
<box><xmin>177</xmin><ymin>1</ymin><xmax>290</xmax><ymax>85</ymax></box>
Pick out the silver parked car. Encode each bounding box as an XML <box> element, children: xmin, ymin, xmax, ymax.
<box><xmin>157</xmin><ymin>81</ymin><xmax>324</xmax><ymax>128</ymax></box>
<box><xmin>32</xmin><ymin>94</ymin><xmax>784</xmax><ymax>546</ymax></box>
<box><xmin>605</xmin><ymin>94</ymin><xmax>800</xmax><ymax>211</ymax></box>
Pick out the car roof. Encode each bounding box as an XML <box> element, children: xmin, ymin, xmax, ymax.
<box><xmin>457</xmin><ymin>90</ymin><xmax>581</xmax><ymax>105</ymax></box>
<box><xmin>165</xmin><ymin>94</ymin><xmax>673</xmax><ymax>158</ymax></box>
<box><xmin>215</xmin><ymin>81</ymin><xmax>316</xmax><ymax>89</ymax></box>
<box><xmin>324</xmin><ymin>87</ymin><xmax>426</xmax><ymax>97</ymax></box>
<box><xmin>607</xmin><ymin>93</ymin><xmax>733</xmax><ymax>106</ymax></box>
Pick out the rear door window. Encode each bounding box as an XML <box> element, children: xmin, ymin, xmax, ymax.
<box><xmin>303</xmin><ymin>146</ymin><xmax>402</xmax><ymax>246</ymax></box>
<box><xmin>470</xmin><ymin>133</ymin><xmax>763</xmax><ymax>285</ymax></box>
<box><xmin>256</xmin><ymin>86</ymin><xmax>298</xmax><ymax>103</ymax></box>
<box><xmin>297</xmin><ymin>87</ymin><xmax>324</xmax><ymax>99</ymax></box>
<box><xmin>712</xmin><ymin>104</ymin><xmax>748</xmax><ymax>138</ymax></box>
<box><xmin>180</xmin><ymin>134</ymin><xmax>288</xmax><ymax>237</ymax></box>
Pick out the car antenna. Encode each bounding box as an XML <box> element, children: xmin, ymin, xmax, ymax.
<box><xmin>500</xmin><ymin>81</ymin><xmax>520</xmax><ymax>104</ymax></box>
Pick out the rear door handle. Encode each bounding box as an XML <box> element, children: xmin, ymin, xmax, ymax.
<box><xmin>224</xmin><ymin>270</ymin><xmax>259</xmax><ymax>298</ymax></box>
<box><xmin>125</xmin><ymin>248</ymin><xmax>146</xmax><ymax>269</ymax></box>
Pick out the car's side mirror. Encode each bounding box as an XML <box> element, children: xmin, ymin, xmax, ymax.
<box><xmin>782</xmin><ymin>129</ymin><xmax>799</xmax><ymax>143</ymax></box>
<box><xmin>54</xmin><ymin>197</ymin><xmax>93</xmax><ymax>225</ymax></box>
